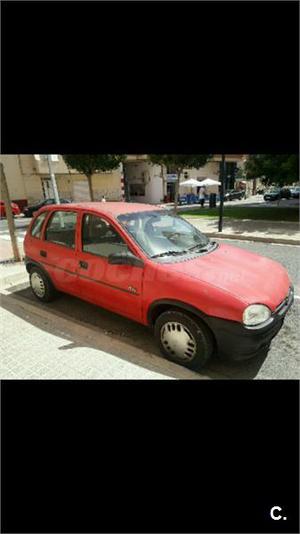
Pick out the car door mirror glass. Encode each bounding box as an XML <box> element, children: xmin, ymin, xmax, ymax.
<box><xmin>108</xmin><ymin>251</ymin><xmax>144</xmax><ymax>268</ymax></box>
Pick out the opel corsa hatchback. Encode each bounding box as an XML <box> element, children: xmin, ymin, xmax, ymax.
<box><xmin>24</xmin><ymin>203</ymin><xmax>294</xmax><ymax>370</ymax></box>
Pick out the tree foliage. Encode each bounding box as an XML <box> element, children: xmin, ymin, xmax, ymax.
<box><xmin>148</xmin><ymin>154</ymin><xmax>212</xmax><ymax>170</ymax></box>
<box><xmin>148</xmin><ymin>154</ymin><xmax>212</xmax><ymax>209</ymax></box>
<box><xmin>63</xmin><ymin>154</ymin><xmax>125</xmax><ymax>201</ymax></box>
<box><xmin>244</xmin><ymin>154</ymin><xmax>299</xmax><ymax>186</ymax></box>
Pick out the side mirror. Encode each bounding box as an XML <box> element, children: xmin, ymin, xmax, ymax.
<box><xmin>108</xmin><ymin>250</ymin><xmax>144</xmax><ymax>268</ymax></box>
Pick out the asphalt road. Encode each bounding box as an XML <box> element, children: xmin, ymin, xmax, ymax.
<box><xmin>5</xmin><ymin>239</ymin><xmax>300</xmax><ymax>379</ymax></box>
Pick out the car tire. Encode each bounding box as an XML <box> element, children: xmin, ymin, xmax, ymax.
<box><xmin>154</xmin><ymin>310</ymin><xmax>214</xmax><ymax>370</ymax></box>
<box><xmin>29</xmin><ymin>266</ymin><xmax>58</xmax><ymax>302</ymax></box>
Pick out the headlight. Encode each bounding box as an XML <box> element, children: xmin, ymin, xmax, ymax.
<box><xmin>243</xmin><ymin>304</ymin><xmax>272</xmax><ymax>326</ymax></box>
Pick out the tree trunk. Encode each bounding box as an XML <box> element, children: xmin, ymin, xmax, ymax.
<box><xmin>86</xmin><ymin>174</ymin><xmax>94</xmax><ymax>201</ymax></box>
<box><xmin>161</xmin><ymin>164</ymin><xmax>167</xmax><ymax>202</ymax></box>
<box><xmin>0</xmin><ymin>163</ymin><xmax>21</xmax><ymax>262</ymax></box>
<box><xmin>174</xmin><ymin>168</ymin><xmax>182</xmax><ymax>213</ymax></box>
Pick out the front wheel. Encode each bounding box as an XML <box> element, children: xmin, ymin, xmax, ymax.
<box><xmin>154</xmin><ymin>310</ymin><xmax>214</xmax><ymax>371</ymax></box>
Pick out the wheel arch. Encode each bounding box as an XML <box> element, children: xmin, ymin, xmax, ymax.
<box><xmin>147</xmin><ymin>299</ymin><xmax>211</xmax><ymax>329</ymax></box>
<box><xmin>25</xmin><ymin>257</ymin><xmax>54</xmax><ymax>285</ymax></box>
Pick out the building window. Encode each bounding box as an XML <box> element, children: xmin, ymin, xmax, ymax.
<box><xmin>129</xmin><ymin>184</ymin><xmax>145</xmax><ymax>196</ymax></box>
<box><xmin>34</xmin><ymin>155</ymin><xmax>59</xmax><ymax>162</ymax></box>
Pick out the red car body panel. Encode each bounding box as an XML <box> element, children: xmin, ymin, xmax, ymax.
<box><xmin>24</xmin><ymin>203</ymin><xmax>292</xmax><ymax>329</ymax></box>
<box><xmin>163</xmin><ymin>244</ymin><xmax>290</xmax><ymax>318</ymax></box>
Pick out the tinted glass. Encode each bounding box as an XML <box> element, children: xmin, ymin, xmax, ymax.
<box><xmin>45</xmin><ymin>211</ymin><xmax>77</xmax><ymax>248</ymax></box>
<box><xmin>30</xmin><ymin>212</ymin><xmax>47</xmax><ymax>239</ymax></box>
<box><xmin>82</xmin><ymin>214</ymin><xmax>129</xmax><ymax>257</ymax></box>
<box><xmin>118</xmin><ymin>210</ymin><xmax>209</xmax><ymax>258</ymax></box>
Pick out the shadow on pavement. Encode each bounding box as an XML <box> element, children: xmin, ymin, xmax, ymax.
<box><xmin>1</xmin><ymin>283</ymin><xmax>269</xmax><ymax>379</ymax></box>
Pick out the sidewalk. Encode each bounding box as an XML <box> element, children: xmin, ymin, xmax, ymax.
<box><xmin>0</xmin><ymin>261</ymin><xmax>27</xmax><ymax>289</ymax></box>
<box><xmin>0</xmin><ymin>286</ymin><xmax>205</xmax><ymax>380</ymax></box>
<box><xmin>185</xmin><ymin>217</ymin><xmax>300</xmax><ymax>245</ymax></box>
<box><xmin>0</xmin><ymin>238</ymin><xmax>24</xmax><ymax>262</ymax></box>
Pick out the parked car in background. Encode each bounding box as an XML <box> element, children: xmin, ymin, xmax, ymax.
<box><xmin>280</xmin><ymin>187</ymin><xmax>291</xmax><ymax>199</ymax></box>
<box><xmin>0</xmin><ymin>200</ymin><xmax>21</xmax><ymax>218</ymax></box>
<box><xmin>264</xmin><ymin>187</ymin><xmax>292</xmax><ymax>201</ymax></box>
<box><xmin>224</xmin><ymin>189</ymin><xmax>245</xmax><ymax>201</ymax></box>
<box><xmin>23</xmin><ymin>198</ymin><xmax>71</xmax><ymax>217</ymax></box>
<box><xmin>264</xmin><ymin>188</ymin><xmax>281</xmax><ymax>201</ymax></box>
<box><xmin>256</xmin><ymin>188</ymin><xmax>265</xmax><ymax>195</ymax></box>
<box><xmin>24</xmin><ymin>202</ymin><xmax>293</xmax><ymax>371</ymax></box>
<box><xmin>289</xmin><ymin>186</ymin><xmax>300</xmax><ymax>199</ymax></box>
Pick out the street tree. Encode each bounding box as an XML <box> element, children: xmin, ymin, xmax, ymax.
<box><xmin>244</xmin><ymin>154</ymin><xmax>299</xmax><ymax>187</ymax></box>
<box><xmin>63</xmin><ymin>155</ymin><xmax>126</xmax><ymax>201</ymax></box>
<box><xmin>0</xmin><ymin>162</ymin><xmax>21</xmax><ymax>262</ymax></box>
<box><xmin>148</xmin><ymin>155</ymin><xmax>212</xmax><ymax>211</ymax></box>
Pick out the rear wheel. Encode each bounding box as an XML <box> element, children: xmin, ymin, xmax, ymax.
<box><xmin>154</xmin><ymin>310</ymin><xmax>214</xmax><ymax>371</ymax></box>
<box><xmin>29</xmin><ymin>266</ymin><xmax>58</xmax><ymax>302</ymax></box>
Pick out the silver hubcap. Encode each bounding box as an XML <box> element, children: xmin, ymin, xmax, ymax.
<box><xmin>31</xmin><ymin>272</ymin><xmax>46</xmax><ymax>298</ymax></box>
<box><xmin>161</xmin><ymin>322</ymin><xmax>197</xmax><ymax>361</ymax></box>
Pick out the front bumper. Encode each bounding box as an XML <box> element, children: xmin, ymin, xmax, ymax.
<box><xmin>205</xmin><ymin>287</ymin><xmax>294</xmax><ymax>361</ymax></box>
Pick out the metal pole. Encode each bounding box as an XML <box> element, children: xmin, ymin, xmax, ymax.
<box><xmin>47</xmin><ymin>155</ymin><xmax>60</xmax><ymax>204</ymax></box>
<box><xmin>218</xmin><ymin>154</ymin><xmax>226</xmax><ymax>232</ymax></box>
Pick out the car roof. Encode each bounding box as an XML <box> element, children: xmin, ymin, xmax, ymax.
<box><xmin>39</xmin><ymin>202</ymin><xmax>165</xmax><ymax>218</ymax></box>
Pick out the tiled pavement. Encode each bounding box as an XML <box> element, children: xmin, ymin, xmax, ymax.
<box><xmin>0</xmin><ymin>292</ymin><xmax>203</xmax><ymax>380</ymax></box>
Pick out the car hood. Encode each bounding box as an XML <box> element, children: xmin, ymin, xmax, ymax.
<box><xmin>167</xmin><ymin>243</ymin><xmax>291</xmax><ymax>310</ymax></box>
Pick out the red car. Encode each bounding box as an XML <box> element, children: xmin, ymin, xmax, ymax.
<box><xmin>24</xmin><ymin>203</ymin><xmax>294</xmax><ymax>370</ymax></box>
<box><xmin>0</xmin><ymin>200</ymin><xmax>21</xmax><ymax>218</ymax></box>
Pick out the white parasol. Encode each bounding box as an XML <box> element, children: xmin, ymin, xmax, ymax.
<box><xmin>180</xmin><ymin>178</ymin><xmax>201</xmax><ymax>187</ymax></box>
<box><xmin>198</xmin><ymin>178</ymin><xmax>221</xmax><ymax>186</ymax></box>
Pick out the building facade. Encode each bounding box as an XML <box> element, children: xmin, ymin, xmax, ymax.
<box><xmin>124</xmin><ymin>154</ymin><xmax>247</xmax><ymax>203</ymax></box>
<box><xmin>0</xmin><ymin>155</ymin><xmax>124</xmax><ymax>208</ymax></box>
<box><xmin>0</xmin><ymin>154</ymin><xmax>249</xmax><ymax>208</ymax></box>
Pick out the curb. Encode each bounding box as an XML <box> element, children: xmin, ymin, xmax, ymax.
<box><xmin>0</xmin><ymin>271</ymin><xmax>28</xmax><ymax>290</ymax></box>
<box><xmin>185</xmin><ymin>216</ymin><xmax>299</xmax><ymax>225</ymax></box>
<box><xmin>0</xmin><ymin>262</ymin><xmax>28</xmax><ymax>289</ymax></box>
<box><xmin>205</xmin><ymin>232</ymin><xmax>300</xmax><ymax>245</ymax></box>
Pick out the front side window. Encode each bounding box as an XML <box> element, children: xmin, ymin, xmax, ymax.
<box><xmin>45</xmin><ymin>211</ymin><xmax>77</xmax><ymax>248</ymax></box>
<box><xmin>31</xmin><ymin>212</ymin><xmax>47</xmax><ymax>239</ymax></box>
<box><xmin>82</xmin><ymin>214</ymin><xmax>129</xmax><ymax>257</ymax></box>
<box><xmin>118</xmin><ymin>210</ymin><xmax>209</xmax><ymax>259</ymax></box>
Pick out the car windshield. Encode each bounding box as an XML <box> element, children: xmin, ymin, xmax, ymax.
<box><xmin>118</xmin><ymin>210</ymin><xmax>209</xmax><ymax>258</ymax></box>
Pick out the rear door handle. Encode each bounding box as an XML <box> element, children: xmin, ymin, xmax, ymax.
<box><xmin>79</xmin><ymin>260</ymin><xmax>88</xmax><ymax>269</ymax></box>
<box><xmin>40</xmin><ymin>250</ymin><xmax>47</xmax><ymax>257</ymax></box>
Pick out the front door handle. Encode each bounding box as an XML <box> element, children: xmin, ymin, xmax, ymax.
<box><xmin>40</xmin><ymin>250</ymin><xmax>47</xmax><ymax>258</ymax></box>
<box><xmin>79</xmin><ymin>260</ymin><xmax>88</xmax><ymax>269</ymax></box>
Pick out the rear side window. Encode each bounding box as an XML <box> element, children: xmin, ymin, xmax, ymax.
<box><xmin>31</xmin><ymin>212</ymin><xmax>47</xmax><ymax>239</ymax></box>
<box><xmin>45</xmin><ymin>211</ymin><xmax>77</xmax><ymax>249</ymax></box>
<box><xmin>82</xmin><ymin>214</ymin><xmax>129</xmax><ymax>257</ymax></box>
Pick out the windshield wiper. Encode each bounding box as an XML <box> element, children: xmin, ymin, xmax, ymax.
<box><xmin>151</xmin><ymin>250</ymin><xmax>189</xmax><ymax>259</ymax></box>
<box><xmin>188</xmin><ymin>241</ymin><xmax>216</xmax><ymax>253</ymax></box>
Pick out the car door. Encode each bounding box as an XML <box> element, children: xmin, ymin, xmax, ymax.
<box><xmin>41</xmin><ymin>209</ymin><xmax>80</xmax><ymax>296</ymax></box>
<box><xmin>77</xmin><ymin>212</ymin><xmax>144</xmax><ymax>322</ymax></box>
